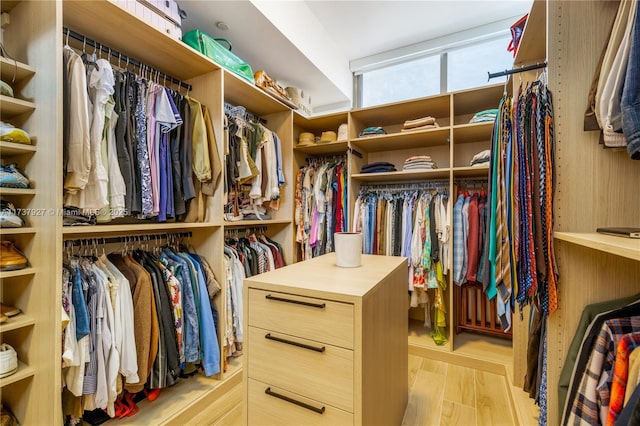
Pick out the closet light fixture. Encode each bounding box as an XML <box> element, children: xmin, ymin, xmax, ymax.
<box><xmin>216</xmin><ymin>21</ymin><xmax>229</xmax><ymax>31</ymax></box>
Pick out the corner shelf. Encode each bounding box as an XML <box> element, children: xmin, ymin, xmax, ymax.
<box><xmin>0</xmin><ymin>267</ymin><xmax>36</xmax><ymax>279</ymax></box>
<box><xmin>0</xmin><ymin>314</ymin><xmax>35</xmax><ymax>333</ymax></box>
<box><xmin>0</xmin><ymin>188</ymin><xmax>36</xmax><ymax>196</ymax></box>
<box><xmin>0</xmin><ymin>227</ymin><xmax>37</xmax><ymax>235</ymax></box>
<box><xmin>223</xmin><ymin>70</ymin><xmax>292</xmax><ymax>116</ymax></box>
<box><xmin>0</xmin><ymin>361</ymin><xmax>35</xmax><ymax>388</ymax></box>
<box><xmin>0</xmin><ymin>141</ymin><xmax>36</xmax><ymax>156</ymax></box>
<box><xmin>554</xmin><ymin>232</ymin><xmax>640</xmax><ymax>262</ymax></box>
<box><xmin>0</xmin><ymin>95</ymin><xmax>36</xmax><ymax>119</ymax></box>
<box><xmin>0</xmin><ymin>57</ymin><xmax>36</xmax><ymax>84</ymax></box>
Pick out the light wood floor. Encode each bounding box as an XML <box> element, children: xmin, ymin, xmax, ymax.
<box><xmin>213</xmin><ymin>354</ymin><xmax>540</xmax><ymax>426</ymax></box>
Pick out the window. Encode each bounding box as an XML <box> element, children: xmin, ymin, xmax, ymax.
<box><xmin>356</xmin><ymin>33</ymin><xmax>512</xmax><ymax>107</ymax></box>
<box><xmin>447</xmin><ymin>37</ymin><xmax>513</xmax><ymax>92</ymax></box>
<box><xmin>360</xmin><ymin>55</ymin><xmax>440</xmax><ymax>108</ymax></box>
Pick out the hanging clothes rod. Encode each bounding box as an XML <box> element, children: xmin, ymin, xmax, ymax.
<box><xmin>224</xmin><ymin>102</ymin><xmax>267</xmax><ymax>125</ymax></box>
<box><xmin>63</xmin><ymin>27</ymin><xmax>192</xmax><ymax>92</ymax></box>
<box><xmin>224</xmin><ymin>226</ymin><xmax>267</xmax><ymax>235</ymax></box>
<box><xmin>487</xmin><ymin>61</ymin><xmax>547</xmax><ymax>80</ymax></box>
<box><xmin>64</xmin><ymin>231</ymin><xmax>192</xmax><ymax>245</ymax></box>
<box><xmin>305</xmin><ymin>153</ymin><xmax>347</xmax><ymax>164</ymax></box>
<box><xmin>360</xmin><ymin>180</ymin><xmax>450</xmax><ymax>192</ymax></box>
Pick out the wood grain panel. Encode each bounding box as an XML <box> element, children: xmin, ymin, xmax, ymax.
<box><xmin>247</xmin><ymin>379</ymin><xmax>353</xmax><ymax>426</ymax></box>
<box><xmin>440</xmin><ymin>400</ymin><xmax>477</xmax><ymax>426</ymax></box>
<box><xmin>475</xmin><ymin>370</ymin><xmax>514</xmax><ymax>426</ymax></box>
<box><xmin>401</xmin><ymin>369</ymin><xmax>445</xmax><ymax>426</ymax></box>
<box><xmin>248</xmin><ymin>288</ymin><xmax>354</xmax><ymax>349</ymax></box>
<box><xmin>247</xmin><ymin>326</ymin><xmax>354</xmax><ymax>412</ymax></box>
<box><xmin>408</xmin><ymin>355</ymin><xmax>424</xmax><ymax>387</ymax></box>
<box><xmin>444</xmin><ymin>365</ymin><xmax>476</xmax><ymax>407</ymax></box>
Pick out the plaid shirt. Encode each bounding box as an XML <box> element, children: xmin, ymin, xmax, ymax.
<box><xmin>568</xmin><ymin>316</ymin><xmax>640</xmax><ymax>425</ymax></box>
<box><xmin>607</xmin><ymin>332</ymin><xmax>640</xmax><ymax>425</ymax></box>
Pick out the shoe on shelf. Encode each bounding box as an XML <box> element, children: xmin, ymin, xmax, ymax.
<box><xmin>0</xmin><ymin>122</ymin><xmax>30</xmax><ymax>145</ymax></box>
<box><xmin>0</xmin><ymin>303</ymin><xmax>20</xmax><ymax>318</ymax></box>
<box><xmin>0</xmin><ymin>403</ymin><xmax>19</xmax><ymax>426</ymax></box>
<box><xmin>0</xmin><ymin>200</ymin><xmax>23</xmax><ymax>228</ymax></box>
<box><xmin>0</xmin><ymin>344</ymin><xmax>17</xmax><ymax>379</ymax></box>
<box><xmin>0</xmin><ymin>241</ymin><xmax>28</xmax><ymax>271</ymax></box>
<box><xmin>0</xmin><ymin>164</ymin><xmax>30</xmax><ymax>188</ymax></box>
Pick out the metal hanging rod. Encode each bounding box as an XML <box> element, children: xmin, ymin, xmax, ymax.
<box><xmin>487</xmin><ymin>61</ymin><xmax>547</xmax><ymax>80</ymax></box>
<box><xmin>305</xmin><ymin>154</ymin><xmax>347</xmax><ymax>164</ymax></box>
<box><xmin>224</xmin><ymin>102</ymin><xmax>267</xmax><ymax>125</ymax></box>
<box><xmin>224</xmin><ymin>226</ymin><xmax>267</xmax><ymax>235</ymax></box>
<box><xmin>64</xmin><ymin>231</ymin><xmax>192</xmax><ymax>245</ymax></box>
<box><xmin>360</xmin><ymin>180</ymin><xmax>450</xmax><ymax>192</ymax></box>
<box><xmin>63</xmin><ymin>27</ymin><xmax>192</xmax><ymax>92</ymax></box>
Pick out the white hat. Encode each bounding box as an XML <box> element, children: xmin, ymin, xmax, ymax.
<box><xmin>337</xmin><ymin>123</ymin><xmax>348</xmax><ymax>141</ymax></box>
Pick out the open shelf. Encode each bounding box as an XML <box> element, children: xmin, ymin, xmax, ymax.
<box><xmin>0</xmin><ymin>361</ymin><xmax>35</xmax><ymax>388</ymax></box>
<box><xmin>63</xmin><ymin>0</ymin><xmax>219</xmax><ymax>81</ymax></box>
<box><xmin>293</xmin><ymin>141</ymin><xmax>348</xmax><ymax>156</ymax></box>
<box><xmin>62</xmin><ymin>222</ymin><xmax>220</xmax><ymax>236</ymax></box>
<box><xmin>0</xmin><ymin>56</ymin><xmax>36</xmax><ymax>84</ymax></box>
<box><xmin>350</xmin><ymin>93</ymin><xmax>450</xmax><ymax>124</ymax></box>
<box><xmin>113</xmin><ymin>357</ymin><xmax>243</xmax><ymax>425</ymax></box>
<box><xmin>452</xmin><ymin>165</ymin><xmax>490</xmax><ymax>178</ymax></box>
<box><xmin>0</xmin><ymin>227</ymin><xmax>37</xmax><ymax>235</ymax></box>
<box><xmin>0</xmin><ymin>95</ymin><xmax>36</xmax><ymax>119</ymax></box>
<box><xmin>514</xmin><ymin>0</ymin><xmax>546</xmax><ymax>66</ymax></box>
<box><xmin>293</xmin><ymin>111</ymin><xmax>348</xmax><ymax>131</ymax></box>
<box><xmin>554</xmin><ymin>232</ymin><xmax>640</xmax><ymax>262</ymax></box>
<box><xmin>452</xmin><ymin>122</ymin><xmax>494</xmax><ymax>143</ymax></box>
<box><xmin>0</xmin><ymin>313</ymin><xmax>35</xmax><ymax>333</ymax></box>
<box><xmin>352</xmin><ymin>168</ymin><xmax>450</xmax><ymax>183</ymax></box>
<box><xmin>223</xmin><ymin>70</ymin><xmax>291</xmax><ymax>117</ymax></box>
<box><xmin>0</xmin><ymin>141</ymin><xmax>36</xmax><ymax>156</ymax></box>
<box><xmin>0</xmin><ymin>188</ymin><xmax>35</xmax><ymax>196</ymax></box>
<box><xmin>0</xmin><ymin>267</ymin><xmax>36</xmax><ymax>279</ymax></box>
<box><xmin>351</xmin><ymin>127</ymin><xmax>450</xmax><ymax>152</ymax></box>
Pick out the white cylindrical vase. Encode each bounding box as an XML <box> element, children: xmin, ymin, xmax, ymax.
<box><xmin>334</xmin><ymin>232</ymin><xmax>363</xmax><ymax>268</ymax></box>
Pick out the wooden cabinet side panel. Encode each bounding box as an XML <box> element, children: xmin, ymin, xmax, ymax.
<box><xmin>360</xmin><ymin>264</ymin><xmax>408</xmax><ymax>426</ymax></box>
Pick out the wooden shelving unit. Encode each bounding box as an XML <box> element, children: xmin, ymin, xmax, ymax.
<box><xmin>0</xmin><ymin>56</ymin><xmax>35</xmax><ymax>83</ymax></box>
<box><xmin>293</xmin><ymin>141</ymin><xmax>348</xmax><ymax>156</ymax></box>
<box><xmin>0</xmin><ymin>361</ymin><xmax>35</xmax><ymax>388</ymax></box>
<box><xmin>452</xmin><ymin>165</ymin><xmax>490</xmax><ymax>178</ymax></box>
<box><xmin>0</xmin><ymin>314</ymin><xmax>35</xmax><ymax>333</ymax></box>
<box><xmin>62</xmin><ymin>222</ymin><xmax>220</xmax><ymax>236</ymax></box>
<box><xmin>554</xmin><ymin>232</ymin><xmax>640</xmax><ymax>262</ymax></box>
<box><xmin>223</xmin><ymin>219</ymin><xmax>292</xmax><ymax>228</ymax></box>
<box><xmin>0</xmin><ymin>95</ymin><xmax>36</xmax><ymax>119</ymax></box>
<box><xmin>0</xmin><ymin>140</ymin><xmax>36</xmax><ymax>156</ymax></box>
<box><xmin>0</xmin><ymin>227</ymin><xmax>37</xmax><ymax>235</ymax></box>
<box><xmin>351</xmin><ymin>168</ymin><xmax>450</xmax><ymax>183</ymax></box>
<box><xmin>350</xmin><ymin>127</ymin><xmax>450</xmax><ymax>152</ymax></box>
<box><xmin>0</xmin><ymin>267</ymin><xmax>36</xmax><ymax>279</ymax></box>
<box><xmin>0</xmin><ymin>188</ymin><xmax>36</xmax><ymax>196</ymax></box>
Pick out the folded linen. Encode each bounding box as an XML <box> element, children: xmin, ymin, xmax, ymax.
<box><xmin>403</xmin><ymin>116</ymin><xmax>437</xmax><ymax>129</ymax></box>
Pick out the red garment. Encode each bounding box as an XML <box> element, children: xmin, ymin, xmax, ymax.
<box><xmin>465</xmin><ymin>193</ymin><xmax>480</xmax><ymax>282</ymax></box>
<box><xmin>335</xmin><ymin>164</ymin><xmax>344</xmax><ymax>233</ymax></box>
<box><xmin>607</xmin><ymin>332</ymin><xmax>640</xmax><ymax>426</ymax></box>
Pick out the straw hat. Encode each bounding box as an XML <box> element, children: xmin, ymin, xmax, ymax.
<box><xmin>298</xmin><ymin>132</ymin><xmax>315</xmax><ymax>146</ymax></box>
<box><xmin>319</xmin><ymin>131</ymin><xmax>337</xmax><ymax>143</ymax></box>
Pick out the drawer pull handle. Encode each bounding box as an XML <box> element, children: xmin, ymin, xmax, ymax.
<box><xmin>265</xmin><ymin>294</ymin><xmax>326</xmax><ymax>309</ymax></box>
<box><xmin>265</xmin><ymin>387</ymin><xmax>326</xmax><ymax>415</ymax></box>
<box><xmin>265</xmin><ymin>333</ymin><xmax>326</xmax><ymax>353</ymax></box>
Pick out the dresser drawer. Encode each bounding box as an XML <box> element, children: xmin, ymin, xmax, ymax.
<box><xmin>247</xmin><ymin>326</ymin><xmax>354</xmax><ymax>412</ymax></box>
<box><xmin>248</xmin><ymin>379</ymin><xmax>353</xmax><ymax>426</ymax></box>
<box><xmin>248</xmin><ymin>288</ymin><xmax>354</xmax><ymax>349</ymax></box>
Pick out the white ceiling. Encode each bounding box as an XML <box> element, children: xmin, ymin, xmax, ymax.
<box><xmin>178</xmin><ymin>0</ymin><xmax>532</xmax><ymax>113</ymax></box>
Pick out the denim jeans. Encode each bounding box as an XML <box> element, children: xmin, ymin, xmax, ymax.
<box><xmin>622</xmin><ymin>1</ymin><xmax>640</xmax><ymax>159</ymax></box>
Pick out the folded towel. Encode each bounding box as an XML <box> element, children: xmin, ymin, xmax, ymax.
<box><xmin>360</xmin><ymin>161</ymin><xmax>397</xmax><ymax>174</ymax></box>
<box><xmin>470</xmin><ymin>149</ymin><xmax>491</xmax><ymax>165</ymax></box>
<box><xmin>400</xmin><ymin>122</ymin><xmax>440</xmax><ymax>132</ymax></box>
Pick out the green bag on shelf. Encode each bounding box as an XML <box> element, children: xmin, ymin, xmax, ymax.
<box><xmin>182</xmin><ymin>29</ymin><xmax>254</xmax><ymax>84</ymax></box>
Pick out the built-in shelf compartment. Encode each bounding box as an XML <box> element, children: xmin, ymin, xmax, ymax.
<box><xmin>0</xmin><ymin>314</ymin><xmax>35</xmax><ymax>333</ymax></box>
<box><xmin>0</xmin><ymin>267</ymin><xmax>36</xmax><ymax>279</ymax></box>
<box><xmin>0</xmin><ymin>361</ymin><xmax>35</xmax><ymax>388</ymax></box>
<box><xmin>0</xmin><ymin>141</ymin><xmax>36</xmax><ymax>156</ymax></box>
<box><xmin>62</xmin><ymin>222</ymin><xmax>221</xmax><ymax>236</ymax></box>
<box><xmin>0</xmin><ymin>95</ymin><xmax>36</xmax><ymax>119</ymax></box>
<box><xmin>351</xmin><ymin>168</ymin><xmax>450</xmax><ymax>183</ymax></box>
<box><xmin>0</xmin><ymin>56</ymin><xmax>36</xmax><ymax>83</ymax></box>
<box><xmin>554</xmin><ymin>232</ymin><xmax>640</xmax><ymax>262</ymax></box>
